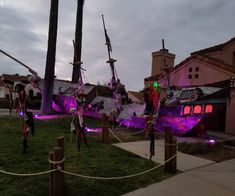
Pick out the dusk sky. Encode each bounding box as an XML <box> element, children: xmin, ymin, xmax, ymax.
<box><xmin>1</xmin><ymin>0</ymin><xmax>235</xmax><ymax>91</ymax></box>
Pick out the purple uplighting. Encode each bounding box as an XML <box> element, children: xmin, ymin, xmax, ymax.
<box><xmin>208</xmin><ymin>139</ymin><xmax>216</xmax><ymax>144</ymax></box>
<box><xmin>34</xmin><ymin>115</ymin><xmax>66</xmax><ymax>120</ymax></box>
<box><xmin>85</xmin><ymin>127</ymin><xmax>102</xmax><ymax>133</ymax></box>
<box><xmin>18</xmin><ymin>112</ymin><xmax>24</xmax><ymax>116</ymax></box>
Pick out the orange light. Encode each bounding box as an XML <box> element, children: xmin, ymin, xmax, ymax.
<box><xmin>205</xmin><ymin>104</ymin><xmax>213</xmax><ymax>113</ymax></box>
<box><xmin>183</xmin><ymin>106</ymin><xmax>191</xmax><ymax>115</ymax></box>
<box><xmin>194</xmin><ymin>105</ymin><xmax>202</xmax><ymax>114</ymax></box>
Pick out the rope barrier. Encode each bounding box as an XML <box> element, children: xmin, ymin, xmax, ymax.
<box><xmin>108</xmin><ymin>129</ymin><xmax>124</xmax><ymax>143</ymax></box>
<box><xmin>48</xmin><ymin>158</ymin><xmax>65</xmax><ymax>165</ymax></box>
<box><xmin>60</xmin><ymin>154</ymin><xmax>177</xmax><ymax>180</ymax></box>
<box><xmin>0</xmin><ymin>168</ymin><xmax>58</xmax><ymax>177</ymax></box>
<box><xmin>130</xmin><ymin>129</ymin><xmax>145</xmax><ymax>135</ymax></box>
<box><xmin>165</xmin><ymin>143</ymin><xmax>177</xmax><ymax>146</ymax></box>
<box><xmin>115</xmin><ymin>129</ymin><xmax>145</xmax><ymax>135</ymax></box>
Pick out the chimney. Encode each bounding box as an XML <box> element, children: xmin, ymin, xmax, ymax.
<box><xmin>151</xmin><ymin>48</ymin><xmax>175</xmax><ymax>76</ymax></box>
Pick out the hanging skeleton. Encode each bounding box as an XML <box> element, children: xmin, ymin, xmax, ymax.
<box><xmin>15</xmin><ymin>83</ymin><xmax>27</xmax><ymax>114</ymax></box>
<box><xmin>75</xmin><ymin>94</ymin><xmax>90</xmax><ymax>152</ymax></box>
<box><xmin>71</xmin><ymin>59</ymin><xmax>90</xmax><ymax>152</ymax></box>
<box><xmin>22</xmin><ymin>111</ymin><xmax>35</xmax><ymax>154</ymax></box>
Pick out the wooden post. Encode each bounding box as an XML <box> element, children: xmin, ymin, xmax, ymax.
<box><xmin>52</xmin><ymin>147</ymin><xmax>64</xmax><ymax>196</ymax></box>
<box><xmin>102</xmin><ymin>113</ymin><xmax>109</xmax><ymax>143</ymax></box>
<box><xmin>57</xmin><ymin>136</ymin><xmax>64</xmax><ymax>170</ymax></box>
<box><xmin>164</xmin><ymin>127</ymin><xmax>177</xmax><ymax>173</ymax></box>
<box><xmin>49</xmin><ymin>151</ymin><xmax>53</xmax><ymax>196</ymax></box>
<box><xmin>171</xmin><ymin>136</ymin><xmax>177</xmax><ymax>173</ymax></box>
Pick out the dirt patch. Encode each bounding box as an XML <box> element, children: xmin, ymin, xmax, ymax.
<box><xmin>178</xmin><ymin>141</ymin><xmax>235</xmax><ymax>162</ymax></box>
<box><xmin>197</xmin><ymin>146</ymin><xmax>235</xmax><ymax>162</ymax></box>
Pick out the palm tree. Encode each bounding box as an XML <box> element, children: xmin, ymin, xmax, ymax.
<box><xmin>72</xmin><ymin>0</ymin><xmax>85</xmax><ymax>83</ymax></box>
<box><xmin>41</xmin><ymin>0</ymin><xmax>59</xmax><ymax>114</ymax></box>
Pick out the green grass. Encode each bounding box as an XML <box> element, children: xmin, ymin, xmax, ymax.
<box><xmin>0</xmin><ymin>116</ymin><xmax>171</xmax><ymax>196</ymax></box>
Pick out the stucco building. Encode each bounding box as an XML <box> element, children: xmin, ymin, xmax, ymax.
<box><xmin>145</xmin><ymin>37</ymin><xmax>235</xmax><ymax>135</ymax></box>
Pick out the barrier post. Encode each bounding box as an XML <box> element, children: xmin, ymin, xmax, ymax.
<box><xmin>57</xmin><ymin>136</ymin><xmax>64</xmax><ymax>170</ymax></box>
<box><xmin>164</xmin><ymin>127</ymin><xmax>177</xmax><ymax>173</ymax></box>
<box><xmin>52</xmin><ymin>147</ymin><xmax>64</xmax><ymax>196</ymax></box>
<box><xmin>49</xmin><ymin>151</ymin><xmax>53</xmax><ymax>196</ymax></box>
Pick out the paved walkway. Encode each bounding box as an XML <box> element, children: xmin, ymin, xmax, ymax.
<box><xmin>123</xmin><ymin>159</ymin><xmax>235</xmax><ymax>196</ymax></box>
<box><xmin>114</xmin><ymin>140</ymin><xmax>214</xmax><ymax>172</ymax></box>
<box><xmin>114</xmin><ymin>140</ymin><xmax>235</xmax><ymax>196</ymax></box>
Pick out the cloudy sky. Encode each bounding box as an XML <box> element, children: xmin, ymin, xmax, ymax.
<box><xmin>1</xmin><ymin>0</ymin><xmax>235</xmax><ymax>91</ymax></box>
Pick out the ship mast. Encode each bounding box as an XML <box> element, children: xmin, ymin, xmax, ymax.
<box><xmin>102</xmin><ymin>14</ymin><xmax>117</xmax><ymax>90</ymax></box>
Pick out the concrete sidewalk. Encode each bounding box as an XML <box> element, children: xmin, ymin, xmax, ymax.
<box><xmin>123</xmin><ymin>159</ymin><xmax>235</xmax><ymax>196</ymax></box>
<box><xmin>113</xmin><ymin>140</ymin><xmax>235</xmax><ymax>196</ymax></box>
<box><xmin>114</xmin><ymin>140</ymin><xmax>214</xmax><ymax>172</ymax></box>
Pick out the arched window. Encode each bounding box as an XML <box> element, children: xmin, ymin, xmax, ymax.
<box><xmin>183</xmin><ymin>106</ymin><xmax>191</xmax><ymax>115</ymax></box>
<box><xmin>193</xmin><ymin>105</ymin><xmax>202</xmax><ymax>114</ymax></box>
<box><xmin>205</xmin><ymin>104</ymin><xmax>213</xmax><ymax>113</ymax></box>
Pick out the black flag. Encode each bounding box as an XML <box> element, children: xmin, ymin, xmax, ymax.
<box><xmin>105</xmin><ymin>29</ymin><xmax>112</xmax><ymax>53</ymax></box>
<box><xmin>102</xmin><ymin>15</ymin><xmax>112</xmax><ymax>53</ymax></box>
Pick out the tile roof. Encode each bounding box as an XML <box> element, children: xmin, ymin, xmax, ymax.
<box><xmin>2</xmin><ymin>74</ymin><xmax>28</xmax><ymax>82</ymax></box>
<box><xmin>191</xmin><ymin>37</ymin><xmax>235</xmax><ymax>55</ymax></box>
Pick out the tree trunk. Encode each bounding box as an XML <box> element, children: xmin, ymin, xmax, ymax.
<box><xmin>72</xmin><ymin>0</ymin><xmax>84</xmax><ymax>83</ymax></box>
<box><xmin>41</xmin><ymin>0</ymin><xmax>59</xmax><ymax>114</ymax></box>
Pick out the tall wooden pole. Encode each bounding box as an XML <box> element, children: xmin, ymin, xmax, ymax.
<box><xmin>72</xmin><ymin>0</ymin><xmax>84</xmax><ymax>83</ymax></box>
<box><xmin>41</xmin><ymin>0</ymin><xmax>59</xmax><ymax>114</ymax></box>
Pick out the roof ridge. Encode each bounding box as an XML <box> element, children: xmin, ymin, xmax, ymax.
<box><xmin>191</xmin><ymin>37</ymin><xmax>235</xmax><ymax>55</ymax></box>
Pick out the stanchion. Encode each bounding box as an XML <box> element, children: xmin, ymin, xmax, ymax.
<box><xmin>49</xmin><ymin>151</ymin><xmax>53</xmax><ymax>196</ymax></box>
<box><xmin>52</xmin><ymin>147</ymin><xmax>64</xmax><ymax>196</ymax></box>
<box><xmin>164</xmin><ymin>127</ymin><xmax>177</xmax><ymax>173</ymax></box>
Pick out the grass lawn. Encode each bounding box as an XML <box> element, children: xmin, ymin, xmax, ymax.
<box><xmin>0</xmin><ymin>115</ymin><xmax>171</xmax><ymax>196</ymax></box>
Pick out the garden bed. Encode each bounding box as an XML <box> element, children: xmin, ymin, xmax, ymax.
<box><xmin>178</xmin><ymin>141</ymin><xmax>235</xmax><ymax>162</ymax></box>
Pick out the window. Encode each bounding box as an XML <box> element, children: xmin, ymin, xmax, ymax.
<box><xmin>193</xmin><ymin>105</ymin><xmax>202</xmax><ymax>114</ymax></box>
<box><xmin>188</xmin><ymin>75</ymin><xmax>192</xmax><ymax>79</ymax></box>
<box><xmin>205</xmin><ymin>104</ymin><xmax>213</xmax><ymax>113</ymax></box>
<box><xmin>195</xmin><ymin>67</ymin><xmax>199</xmax><ymax>72</ymax></box>
<box><xmin>188</xmin><ymin>68</ymin><xmax>192</xmax><ymax>72</ymax></box>
<box><xmin>195</xmin><ymin>74</ymin><xmax>199</xmax><ymax>79</ymax></box>
<box><xmin>183</xmin><ymin>106</ymin><xmax>191</xmax><ymax>115</ymax></box>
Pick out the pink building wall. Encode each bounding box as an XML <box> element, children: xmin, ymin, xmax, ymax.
<box><xmin>158</xmin><ymin>59</ymin><xmax>234</xmax><ymax>88</ymax></box>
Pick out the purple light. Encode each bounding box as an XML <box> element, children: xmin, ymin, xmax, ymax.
<box><xmin>85</xmin><ymin>127</ymin><xmax>102</xmax><ymax>133</ymax></box>
<box><xmin>19</xmin><ymin>112</ymin><xmax>24</xmax><ymax>116</ymax></box>
<box><xmin>34</xmin><ymin>115</ymin><xmax>64</xmax><ymax>120</ymax></box>
<box><xmin>208</xmin><ymin>139</ymin><xmax>215</xmax><ymax>144</ymax></box>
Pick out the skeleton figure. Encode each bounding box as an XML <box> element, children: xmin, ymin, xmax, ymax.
<box><xmin>23</xmin><ymin>111</ymin><xmax>35</xmax><ymax>154</ymax></box>
<box><xmin>75</xmin><ymin>95</ymin><xmax>90</xmax><ymax>152</ymax></box>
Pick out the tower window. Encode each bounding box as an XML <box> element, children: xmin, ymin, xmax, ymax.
<box><xmin>195</xmin><ymin>74</ymin><xmax>199</xmax><ymax>79</ymax></box>
<box><xmin>188</xmin><ymin>75</ymin><xmax>192</xmax><ymax>79</ymax></box>
<box><xmin>195</xmin><ymin>67</ymin><xmax>199</xmax><ymax>72</ymax></box>
<box><xmin>188</xmin><ymin>68</ymin><xmax>192</xmax><ymax>72</ymax></box>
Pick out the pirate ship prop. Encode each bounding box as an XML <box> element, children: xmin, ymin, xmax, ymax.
<box><xmin>1</xmin><ymin>15</ymin><xmax>232</xmax><ymax>138</ymax></box>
